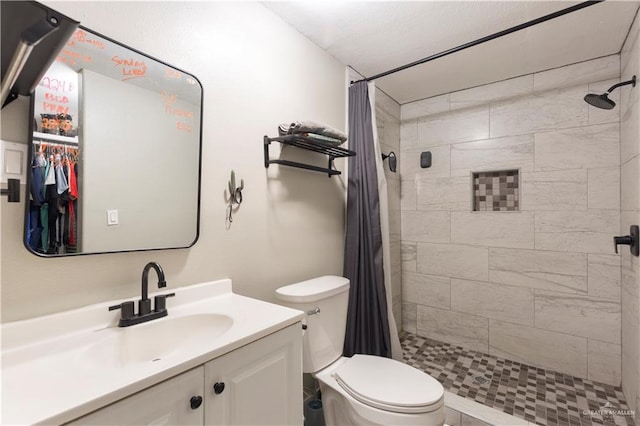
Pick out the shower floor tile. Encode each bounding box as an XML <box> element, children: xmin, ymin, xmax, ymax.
<box><xmin>400</xmin><ymin>333</ymin><xmax>635</xmax><ymax>426</ymax></box>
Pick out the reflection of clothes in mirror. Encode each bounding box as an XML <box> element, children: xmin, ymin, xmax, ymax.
<box><xmin>45</xmin><ymin>181</ymin><xmax>59</xmax><ymax>254</ymax></box>
<box><xmin>27</xmin><ymin>206</ymin><xmax>42</xmax><ymax>250</ymax></box>
<box><xmin>44</xmin><ymin>159</ymin><xmax>55</xmax><ymax>185</ymax></box>
<box><xmin>55</xmin><ymin>167</ymin><xmax>68</xmax><ymax>195</ymax></box>
<box><xmin>40</xmin><ymin>203</ymin><xmax>49</xmax><ymax>253</ymax></box>
<box><xmin>28</xmin><ymin>155</ymin><xmax>46</xmax><ymax>250</ymax></box>
<box><xmin>30</xmin><ymin>144</ymin><xmax>80</xmax><ymax>254</ymax></box>
<box><xmin>67</xmin><ymin>163</ymin><xmax>78</xmax><ymax>248</ymax></box>
<box><xmin>69</xmin><ymin>162</ymin><xmax>78</xmax><ymax>200</ymax></box>
<box><xmin>30</xmin><ymin>157</ymin><xmax>45</xmax><ymax>206</ymax></box>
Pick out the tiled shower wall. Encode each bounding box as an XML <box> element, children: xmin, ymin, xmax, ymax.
<box><xmin>374</xmin><ymin>89</ymin><xmax>402</xmax><ymax>328</ymax></box>
<box><xmin>620</xmin><ymin>10</ymin><xmax>640</xmax><ymax>424</ymax></box>
<box><xmin>399</xmin><ymin>54</ymin><xmax>622</xmax><ymax>386</ymax></box>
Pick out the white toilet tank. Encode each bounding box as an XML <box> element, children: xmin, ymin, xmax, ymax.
<box><xmin>275</xmin><ymin>275</ymin><xmax>350</xmax><ymax>374</ymax></box>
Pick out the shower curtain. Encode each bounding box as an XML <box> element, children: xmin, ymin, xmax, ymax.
<box><xmin>343</xmin><ymin>80</ymin><xmax>402</xmax><ymax>360</ymax></box>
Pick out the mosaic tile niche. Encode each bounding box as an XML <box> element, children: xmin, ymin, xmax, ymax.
<box><xmin>472</xmin><ymin>169</ymin><xmax>519</xmax><ymax>211</ymax></box>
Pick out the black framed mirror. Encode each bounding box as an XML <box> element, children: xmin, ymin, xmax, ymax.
<box><xmin>25</xmin><ymin>26</ymin><xmax>203</xmax><ymax>256</ymax></box>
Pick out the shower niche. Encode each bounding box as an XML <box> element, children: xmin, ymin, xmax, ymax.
<box><xmin>472</xmin><ymin>169</ymin><xmax>519</xmax><ymax>212</ymax></box>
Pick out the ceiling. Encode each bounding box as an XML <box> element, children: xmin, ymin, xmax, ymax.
<box><xmin>263</xmin><ymin>1</ymin><xmax>640</xmax><ymax>104</ymax></box>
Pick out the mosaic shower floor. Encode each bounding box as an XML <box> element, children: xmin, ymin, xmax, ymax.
<box><xmin>400</xmin><ymin>333</ymin><xmax>635</xmax><ymax>426</ymax></box>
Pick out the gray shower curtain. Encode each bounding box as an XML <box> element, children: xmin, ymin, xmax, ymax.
<box><xmin>343</xmin><ymin>81</ymin><xmax>392</xmax><ymax>358</ymax></box>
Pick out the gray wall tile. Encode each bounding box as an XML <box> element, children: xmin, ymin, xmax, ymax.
<box><xmin>450</xmin><ymin>75</ymin><xmax>533</xmax><ymax>111</ymax></box>
<box><xmin>621</xmin><ymin>100</ymin><xmax>640</xmax><ymax>165</ymax></box>
<box><xmin>400</xmin><ymin>179</ymin><xmax>417</xmax><ymax>211</ymax></box>
<box><xmin>534</xmin><ymin>210</ymin><xmax>620</xmax><ymax>253</ymax></box>
<box><xmin>402</xmin><ymin>302</ymin><xmax>417</xmax><ymax>334</ymax></box>
<box><xmin>588</xmin><ymin>167</ymin><xmax>620</xmax><ymax>210</ymax></box>
<box><xmin>401</xmin><ymin>94</ymin><xmax>449</xmax><ymax>122</ymax></box>
<box><xmin>489</xmin><ymin>248</ymin><xmax>587</xmax><ymax>294</ymax></box>
<box><xmin>534</xmin><ymin>291</ymin><xmax>621</xmax><ymax>344</ymax></box>
<box><xmin>417</xmin><ymin>243</ymin><xmax>489</xmax><ymax>281</ymax></box>
<box><xmin>490</xmin><ymin>86</ymin><xmax>588</xmax><ymax>138</ymax></box>
<box><xmin>416</xmin><ymin>176</ymin><xmax>471</xmax><ymax>211</ymax></box>
<box><xmin>402</xmin><ymin>272</ymin><xmax>451</xmax><ymax>309</ymax></box>
<box><xmin>401</xmin><ymin>242</ymin><xmax>417</xmax><ymax>272</ymax></box>
<box><xmin>534</xmin><ymin>123</ymin><xmax>619</xmax><ymax>172</ymax></box>
<box><xmin>620</xmin><ymin>210</ymin><xmax>639</xmax><ymax>411</ymax></box>
<box><xmin>417</xmin><ymin>305</ymin><xmax>489</xmax><ymax>352</ymax></box>
<box><xmin>489</xmin><ymin>319</ymin><xmax>588</xmax><ymax>378</ymax></box>
<box><xmin>533</xmin><ymin>55</ymin><xmax>619</xmax><ymax>93</ymax></box>
<box><xmin>451</xmin><ymin>211</ymin><xmax>534</xmax><ymax>249</ymax></box>
<box><xmin>621</xmin><ymin>155</ymin><xmax>640</xmax><ymax>211</ymax></box>
<box><xmin>401</xmin><ymin>120</ymin><xmax>418</xmax><ymax>149</ymax></box>
<box><xmin>521</xmin><ymin>169</ymin><xmax>587</xmax><ymax>211</ymax></box>
<box><xmin>587</xmin><ymin>339</ymin><xmax>621</xmax><ymax>385</ymax></box>
<box><xmin>417</xmin><ymin>106</ymin><xmax>489</xmax><ymax>148</ymax></box>
<box><xmin>588</xmin><ymin>254</ymin><xmax>621</xmax><ymax>300</ymax></box>
<box><xmin>450</xmin><ymin>135</ymin><xmax>534</xmax><ymax>177</ymax></box>
<box><xmin>451</xmin><ymin>279</ymin><xmax>534</xmax><ymax>326</ymax></box>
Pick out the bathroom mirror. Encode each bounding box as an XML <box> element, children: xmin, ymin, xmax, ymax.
<box><xmin>25</xmin><ymin>26</ymin><xmax>202</xmax><ymax>256</ymax></box>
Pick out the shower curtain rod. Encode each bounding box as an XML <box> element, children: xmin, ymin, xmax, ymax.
<box><xmin>351</xmin><ymin>0</ymin><xmax>603</xmax><ymax>84</ymax></box>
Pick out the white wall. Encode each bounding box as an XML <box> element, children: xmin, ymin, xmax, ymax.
<box><xmin>620</xmin><ymin>10</ymin><xmax>640</xmax><ymax>423</ymax></box>
<box><xmin>0</xmin><ymin>2</ymin><xmax>346</xmax><ymax>321</ymax></box>
<box><xmin>400</xmin><ymin>55</ymin><xmax>622</xmax><ymax>385</ymax></box>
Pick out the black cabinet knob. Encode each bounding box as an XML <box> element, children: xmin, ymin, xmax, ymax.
<box><xmin>190</xmin><ymin>395</ymin><xmax>203</xmax><ymax>409</ymax></box>
<box><xmin>213</xmin><ymin>382</ymin><xmax>225</xmax><ymax>394</ymax></box>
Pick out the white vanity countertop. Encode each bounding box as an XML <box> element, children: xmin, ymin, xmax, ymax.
<box><xmin>1</xmin><ymin>279</ymin><xmax>304</xmax><ymax>425</ymax></box>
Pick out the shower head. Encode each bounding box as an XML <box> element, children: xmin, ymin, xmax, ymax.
<box><xmin>584</xmin><ymin>75</ymin><xmax>636</xmax><ymax>110</ymax></box>
<box><xmin>584</xmin><ymin>93</ymin><xmax>616</xmax><ymax>110</ymax></box>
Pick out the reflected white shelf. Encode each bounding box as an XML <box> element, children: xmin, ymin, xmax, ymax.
<box><xmin>33</xmin><ymin>131</ymin><xmax>78</xmax><ymax>145</ymax></box>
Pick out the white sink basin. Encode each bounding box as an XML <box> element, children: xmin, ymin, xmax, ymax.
<box><xmin>80</xmin><ymin>313</ymin><xmax>234</xmax><ymax>367</ymax></box>
<box><xmin>2</xmin><ymin>279</ymin><xmax>305</xmax><ymax>425</ymax></box>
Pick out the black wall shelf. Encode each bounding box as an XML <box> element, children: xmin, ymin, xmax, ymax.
<box><xmin>264</xmin><ymin>135</ymin><xmax>355</xmax><ymax>177</ymax></box>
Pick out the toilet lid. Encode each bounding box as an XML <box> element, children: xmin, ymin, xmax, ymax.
<box><xmin>332</xmin><ymin>354</ymin><xmax>444</xmax><ymax>414</ymax></box>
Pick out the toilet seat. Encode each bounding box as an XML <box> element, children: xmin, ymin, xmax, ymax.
<box><xmin>331</xmin><ymin>354</ymin><xmax>444</xmax><ymax>414</ymax></box>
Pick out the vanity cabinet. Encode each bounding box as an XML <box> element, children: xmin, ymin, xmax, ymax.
<box><xmin>68</xmin><ymin>367</ymin><xmax>204</xmax><ymax>425</ymax></box>
<box><xmin>68</xmin><ymin>324</ymin><xmax>302</xmax><ymax>426</ymax></box>
<box><xmin>204</xmin><ymin>322</ymin><xmax>302</xmax><ymax>425</ymax></box>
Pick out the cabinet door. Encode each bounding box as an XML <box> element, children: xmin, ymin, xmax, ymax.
<box><xmin>204</xmin><ymin>324</ymin><xmax>302</xmax><ymax>426</ymax></box>
<box><xmin>69</xmin><ymin>366</ymin><xmax>205</xmax><ymax>426</ymax></box>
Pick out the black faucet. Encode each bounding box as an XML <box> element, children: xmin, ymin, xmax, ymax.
<box><xmin>139</xmin><ymin>262</ymin><xmax>167</xmax><ymax>315</ymax></box>
<box><xmin>109</xmin><ymin>262</ymin><xmax>175</xmax><ymax>327</ymax></box>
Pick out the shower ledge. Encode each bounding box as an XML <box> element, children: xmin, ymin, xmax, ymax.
<box><xmin>444</xmin><ymin>391</ymin><xmax>541</xmax><ymax>426</ymax></box>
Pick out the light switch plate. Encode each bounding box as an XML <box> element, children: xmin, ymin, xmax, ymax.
<box><xmin>107</xmin><ymin>209</ymin><xmax>119</xmax><ymax>226</ymax></box>
<box><xmin>1</xmin><ymin>140</ymin><xmax>28</xmax><ymax>184</ymax></box>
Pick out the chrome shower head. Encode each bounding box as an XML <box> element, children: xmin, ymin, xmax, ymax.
<box><xmin>584</xmin><ymin>75</ymin><xmax>636</xmax><ymax>110</ymax></box>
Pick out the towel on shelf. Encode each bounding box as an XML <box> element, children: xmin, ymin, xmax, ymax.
<box><xmin>277</xmin><ymin>123</ymin><xmax>292</xmax><ymax>137</ymax></box>
<box><xmin>278</xmin><ymin>120</ymin><xmax>347</xmax><ymax>144</ymax></box>
<box><xmin>299</xmin><ymin>132</ymin><xmax>344</xmax><ymax>145</ymax></box>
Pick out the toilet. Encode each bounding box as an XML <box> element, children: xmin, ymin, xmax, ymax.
<box><xmin>276</xmin><ymin>275</ymin><xmax>445</xmax><ymax>426</ymax></box>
